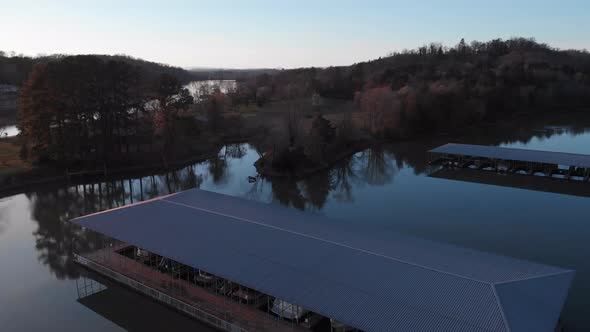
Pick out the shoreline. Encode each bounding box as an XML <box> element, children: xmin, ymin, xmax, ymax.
<box><xmin>0</xmin><ymin>134</ymin><xmax>253</xmax><ymax>198</ymax></box>
<box><xmin>3</xmin><ymin>109</ymin><xmax>589</xmax><ymax>197</ymax></box>
<box><xmin>253</xmin><ymin>109</ymin><xmax>590</xmax><ymax>179</ymax></box>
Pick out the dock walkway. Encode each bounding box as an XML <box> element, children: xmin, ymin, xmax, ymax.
<box><xmin>78</xmin><ymin>245</ymin><xmax>302</xmax><ymax>332</ymax></box>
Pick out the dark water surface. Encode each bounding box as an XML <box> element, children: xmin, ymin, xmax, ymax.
<box><xmin>1</xmin><ymin>116</ymin><xmax>590</xmax><ymax>331</ymax></box>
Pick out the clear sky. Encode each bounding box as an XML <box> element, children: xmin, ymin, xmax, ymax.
<box><xmin>1</xmin><ymin>0</ymin><xmax>588</xmax><ymax>69</ymax></box>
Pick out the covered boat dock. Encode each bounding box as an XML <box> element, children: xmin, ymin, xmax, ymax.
<box><xmin>428</xmin><ymin>143</ymin><xmax>590</xmax><ymax>180</ymax></box>
<box><xmin>72</xmin><ymin>189</ymin><xmax>574</xmax><ymax>332</ymax></box>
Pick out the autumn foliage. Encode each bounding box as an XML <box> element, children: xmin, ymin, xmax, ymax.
<box><xmin>245</xmin><ymin>37</ymin><xmax>590</xmax><ymax>138</ymax></box>
<box><xmin>18</xmin><ymin>56</ymin><xmax>193</xmax><ymax>166</ymax></box>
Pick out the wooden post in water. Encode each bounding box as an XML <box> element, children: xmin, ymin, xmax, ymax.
<box><xmin>139</xmin><ymin>177</ymin><xmax>144</xmax><ymax>201</ymax></box>
<box><xmin>128</xmin><ymin>178</ymin><xmax>133</xmax><ymax>204</ymax></box>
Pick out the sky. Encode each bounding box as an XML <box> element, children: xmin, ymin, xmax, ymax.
<box><xmin>1</xmin><ymin>0</ymin><xmax>589</xmax><ymax>69</ymax></box>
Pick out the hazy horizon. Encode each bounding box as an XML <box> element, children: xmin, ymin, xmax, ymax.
<box><xmin>2</xmin><ymin>0</ymin><xmax>589</xmax><ymax>69</ymax></box>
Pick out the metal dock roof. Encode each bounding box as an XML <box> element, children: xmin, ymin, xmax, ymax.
<box><xmin>429</xmin><ymin>143</ymin><xmax>590</xmax><ymax>168</ymax></box>
<box><xmin>72</xmin><ymin>189</ymin><xmax>574</xmax><ymax>332</ymax></box>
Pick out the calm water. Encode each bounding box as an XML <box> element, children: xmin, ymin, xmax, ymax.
<box><xmin>185</xmin><ymin>80</ymin><xmax>237</xmax><ymax>100</ymax></box>
<box><xmin>1</xmin><ymin>116</ymin><xmax>590</xmax><ymax>331</ymax></box>
<box><xmin>0</xmin><ymin>125</ymin><xmax>18</xmax><ymax>137</ymax></box>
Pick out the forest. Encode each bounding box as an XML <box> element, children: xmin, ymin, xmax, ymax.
<box><xmin>0</xmin><ymin>51</ymin><xmax>196</xmax><ymax>86</ymax></box>
<box><xmin>0</xmin><ymin>51</ymin><xmax>199</xmax><ymax>130</ymax></box>
<box><xmin>243</xmin><ymin>37</ymin><xmax>590</xmax><ymax>137</ymax></box>
<box><xmin>234</xmin><ymin>38</ymin><xmax>590</xmax><ymax>175</ymax></box>
<box><xmin>6</xmin><ymin>37</ymin><xmax>590</xmax><ymax>177</ymax></box>
<box><xmin>17</xmin><ymin>55</ymin><xmax>199</xmax><ymax>167</ymax></box>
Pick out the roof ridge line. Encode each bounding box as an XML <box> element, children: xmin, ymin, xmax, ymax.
<box><xmin>492</xmin><ymin>269</ymin><xmax>574</xmax><ymax>286</ymax></box>
<box><xmin>70</xmin><ymin>192</ymin><xmax>179</xmax><ymax>222</ymax></box>
<box><xmin>161</xmin><ymin>198</ymin><xmax>492</xmax><ymax>286</ymax></box>
<box><xmin>435</xmin><ymin>142</ymin><xmax>590</xmax><ymax>158</ymax></box>
<box><xmin>491</xmin><ymin>284</ymin><xmax>512</xmax><ymax>332</ymax></box>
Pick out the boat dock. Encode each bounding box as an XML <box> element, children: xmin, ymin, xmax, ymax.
<box><xmin>428</xmin><ymin>143</ymin><xmax>590</xmax><ymax>180</ymax></box>
<box><xmin>74</xmin><ymin>248</ymin><xmax>303</xmax><ymax>332</ymax></box>
<box><xmin>71</xmin><ymin>189</ymin><xmax>574</xmax><ymax>332</ymax></box>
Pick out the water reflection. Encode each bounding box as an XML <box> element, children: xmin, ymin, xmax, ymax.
<box><xmin>270</xmin><ymin>178</ymin><xmax>307</xmax><ymax>210</ymax></box>
<box><xmin>21</xmin><ymin>119</ymin><xmax>590</xmax><ymax>280</ymax></box>
<box><xmin>330</xmin><ymin>155</ymin><xmax>357</xmax><ymax>202</ymax></box>
<box><xmin>0</xmin><ymin>204</ymin><xmax>8</xmax><ymax>234</ymax></box>
<box><xmin>6</xmin><ymin>113</ymin><xmax>590</xmax><ymax>330</ymax></box>
<box><xmin>207</xmin><ymin>155</ymin><xmax>229</xmax><ymax>185</ymax></box>
<box><xmin>0</xmin><ymin>125</ymin><xmax>19</xmax><ymax>137</ymax></box>
<box><xmin>184</xmin><ymin>80</ymin><xmax>237</xmax><ymax>100</ymax></box>
<box><xmin>430</xmin><ymin>167</ymin><xmax>590</xmax><ymax>198</ymax></box>
<box><xmin>29</xmin><ymin>186</ymin><xmax>111</xmax><ymax>279</ymax></box>
<box><xmin>76</xmin><ymin>273</ymin><xmax>217</xmax><ymax>331</ymax></box>
<box><xmin>24</xmin><ymin>144</ymin><xmax>410</xmax><ymax>279</ymax></box>
<box><xmin>356</xmin><ymin>147</ymin><xmax>398</xmax><ymax>186</ymax></box>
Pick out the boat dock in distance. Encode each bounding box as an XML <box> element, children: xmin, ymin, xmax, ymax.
<box><xmin>428</xmin><ymin>143</ymin><xmax>590</xmax><ymax>181</ymax></box>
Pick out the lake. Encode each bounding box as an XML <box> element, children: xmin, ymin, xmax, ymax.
<box><xmin>1</xmin><ymin>114</ymin><xmax>590</xmax><ymax>331</ymax></box>
<box><xmin>0</xmin><ymin>125</ymin><xmax>18</xmax><ymax>137</ymax></box>
<box><xmin>185</xmin><ymin>79</ymin><xmax>237</xmax><ymax>100</ymax></box>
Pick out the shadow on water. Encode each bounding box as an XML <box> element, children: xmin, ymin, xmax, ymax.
<box><xmin>430</xmin><ymin>167</ymin><xmax>590</xmax><ymax>198</ymax></box>
<box><xmin>9</xmin><ymin>113</ymin><xmax>590</xmax><ymax>331</ymax></box>
<box><xmin>76</xmin><ymin>271</ymin><xmax>217</xmax><ymax>332</ymax></box>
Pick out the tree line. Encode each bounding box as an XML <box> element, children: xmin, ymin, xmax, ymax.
<box><xmin>18</xmin><ymin>55</ymin><xmax>195</xmax><ymax>167</ymax></box>
<box><xmin>1</xmin><ymin>51</ymin><xmax>201</xmax><ymax>135</ymax></box>
<box><xmin>241</xmin><ymin>37</ymin><xmax>590</xmax><ymax>137</ymax></box>
<box><xmin>0</xmin><ymin>51</ymin><xmax>197</xmax><ymax>86</ymax></box>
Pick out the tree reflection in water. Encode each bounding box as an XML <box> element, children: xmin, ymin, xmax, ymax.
<box><xmin>22</xmin><ymin>117</ymin><xmax>590</xmax><ymax>279</ymax></box>
<box><xmin>224</xmin><ymin>143</ymin><xmax>248</xmax><ymax>159</ymax></box>
<box><xmin>29</xmin><ymin>187</ymin><xmax>105</xmax><ymax>280</ymax></box>
<box><xmin>207</xmin><ymin>155</ymin><xmax>229</xmax><ymax>185</ymax></box>
<box><xmin>301</xmin><ymin>172</ymin><xmax>333</xmax><ymax>210</ymax></box>
<box><xmin>264</xmin><ymin>147</ymin><xmax>401</xmax><ymax>210</ymax></box>
<box><xmin>330</xmin><ymin>155</ymin><xmax>359</xmax><ymax>203</ymax></box>
<box><xmin>354</xmin><ymin>147</ymin><xmax>398</xmax><ymax>186</ymax></box>
<box><xmin>26</xmin><ymin>164</ymin><xmax>204</xmax><ymax>280</ymax></box>
<box><xmin>271</xmin><ymin>178</ymin><xmax>306</xmax><ymax>210</ymax></box>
